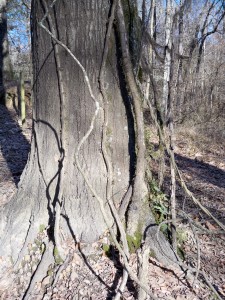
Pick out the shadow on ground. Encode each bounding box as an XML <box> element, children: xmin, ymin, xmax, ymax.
<box><xmin>175</xmin><ymin>153</ymin><xmax>225</xmax><ymax>189</ymax></box>
<box><xmin>150</xmin><ymin>142</ymin><xmax>225</xmax><ymax>224</ymax></box>
<box><xmin>0</xmin><ymin>104</ymin><xmax>30</xmax><ymax>185</ymax></box>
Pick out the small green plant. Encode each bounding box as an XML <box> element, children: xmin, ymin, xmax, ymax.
<box><xmin>39</xmin><ymin>224</ymin><xmax>45</xmax><ymax>233</ymax></box>
<box><xmin>47</xmin><ymin>266</ymin><xmax>54</xmax><ymax>276</ymax></box>
<box><xmin>53</xmin><ymin>247</ymin><xmax>63</xmax><ymax>265</ymax></box>
<box><xmin>150</xmin><ymin>180</ymin><xmax>169</xmax><ymax>223</ymax></box>
<box><xmin>177</xmin><ymin>228</ymin><xmax>188</xmax><ymax>245</ymax></box>
<box><xmin>176</xmin><ymin>228</ymin><xmax>188</xmax><ymax>260</ymax></box>
<box><xmin>153</xmin><ymin>202</ymin><xmax>168</xmax><ymax>223</ymax></box>
<box><xmin>102</xmin><ymin>243</ymin><xmax>111</xmax><ymax>256</ymax></box>
<box><xmin>177</xmin><ymin>246</ymin><xmax>185</xmax><ymax>260</ymax></box>
<box><xmin>34</xmin><ymin>238</ymin><xmax>42</xmax><ymax>247</ymax></box>
<box><xmin>148</xmin><ymin>179</ymin><xmax>170</xmax><ymax>237</ymax></box>
<box><xmin>126</xmin><ymin>224</ymin><xmax>143</xmax><ymax>253</ymax></box>
<box><xmin>149</xmin><ymin>249</ymin><xmax>156</xmax><ymax>259</ymax></box>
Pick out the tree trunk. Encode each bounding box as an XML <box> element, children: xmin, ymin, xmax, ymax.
<box><xmin>144</xmin><ymin>0</ymin><xmax>155</xmax><ymax>102</ymax></box>
<box><xmin>162</xmin><ymin>0</ymin><xmax>173</xmax><ymax>121</ymax></box>
<box><xmin>176</xmin><ymin>0</ymin><xmax>184</xmax><ymax>120</ymax></box>
<box><xmin>0</xmin><ymin>0</ymin><xmax>177</xmax><ymax>280</ymax></box>
<box><xmin>0</xmin><ymin>0</ymin><xmax>13</xmax><ymax>104</ymax></box>
<box><xmin>158</xmin><ymin>0</ymin><xmax>173</xmax><ymax>188</ymax></box>
<box><xmin>0</xmin><ymin>0</ymin><xmax>132</xmax><ymax>262</ymax></box>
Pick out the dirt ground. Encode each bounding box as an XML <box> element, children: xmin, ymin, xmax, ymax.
<box><xmin>0</xmin><ymin>103</ymin><xmax>224</xmax><ymax>299</ymax></box>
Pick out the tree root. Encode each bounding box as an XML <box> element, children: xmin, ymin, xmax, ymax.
<box><xmin>52</xmin><ymin>252</ymin><xmax>72</xmax><ymax>288</ymax></box>
<box><xmin>137</xmin><ymin>245</ymin><xmax>151</xmax><ymax>300</ymax></box>
<box><xmin>155</xmin><ymin>218</ymin><xmax>223</xmax><ymax>300</ymax></box>
<box><xmin>114</xmin><ymin>268</ymin><xmax>129</xmax><ymax>300</ymax></box>
<box><xmin>23</xmin><ymin>240</ymin><xmax>54</xmax><ymax>300</ymax></box>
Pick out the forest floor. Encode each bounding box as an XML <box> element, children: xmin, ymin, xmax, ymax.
<box><xmin>0</xmin><ymin>102</ymin><xmax>224</xmax><ymax>300</ymax></box>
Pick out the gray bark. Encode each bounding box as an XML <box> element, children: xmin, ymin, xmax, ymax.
<box><xmin>0</xmin><ymin>0</ymin><xmax>132</xmax><ymax>263</ymax></box>
<box><xmin>0</xmin><ymin>1</ymin><xmax>178</xmax><ymax>279</ymax></box>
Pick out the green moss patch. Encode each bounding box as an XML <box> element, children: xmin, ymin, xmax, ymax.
<box><xmin>53</xmin><ymin>247</ymin><xmax>64</xmax><ymax>265</ymax></box>
<box><xmin>102</xmin><ymin>243</ymin><xmax>111</xmax><ymax>257</ymax></box>
<box><xmin>39</xmin><ymin>224</ymin><xmax>46</xmax><ymax>233</ymax></box>
<box><xmin>127</xmin><ymin>228</ymin><xmax>142</xmax><ymax>253</ymax></box>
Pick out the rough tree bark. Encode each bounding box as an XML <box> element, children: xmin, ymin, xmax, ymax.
<box><xmin>1</xmin><ymin>0</ymin><xmax>131</xmax><ymax>259</ymax></box>
<box><xmin>0</xmin><ymin>0</ymin><xmax>177</xmax><ymax>287</ymax></box>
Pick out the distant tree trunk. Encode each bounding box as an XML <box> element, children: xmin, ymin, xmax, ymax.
<box><xmin>162</xmin><ymin>0</ymin><xmax>173</xmax><ymax>121</ymax></box>
<box><xmin>158</xmin><ymin>0</ymin><xmax>173</xmax><ymax>188</ymax></box>
<box><xmin>144</xmin><ymin>0</ymin><xmax>155</xmax><ymax>101</ymax></box>
<box><xmin>0</xmin><ymin>0</ymin><xmax>13</xmax><ymax>104</ymax></box>
<box><xmin>176</xmin><ymin>0</ymin><xmax>184</xmax><ymax>120</ymax></box>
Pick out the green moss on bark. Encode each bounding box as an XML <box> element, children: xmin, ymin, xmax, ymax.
<box><xmin>39</xmin><ymin>224</ymin><xmax>45</xmax><ymax>233</ymax></box>
<box><xmin>53</xmin><ymin>247</ymin><xmax>63</xmax><ymax>265</ymax></box>
<box><xmin>126</xmin><ymin>224</ymin><xmax>143</xmax><ymax>253</ymax></box>
<box><xmin>149</xmin><ymin>249</ymin><xmax>156</xmax><ymax>258</ymax></box>
<box><xmin>102</xmin><ymin>243</ymin><xmax>111</xmax><ymax>256</ymax></box>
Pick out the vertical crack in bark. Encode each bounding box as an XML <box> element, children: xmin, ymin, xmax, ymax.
<box><xmin>41</xmin><ymin>0</ymin><xmax>67</xmax><ymax>261</ymax></box>
<box><xmin>13</xmin><ymin>212</ymin><xmax>35</xmax><ymax>269</ymax></box>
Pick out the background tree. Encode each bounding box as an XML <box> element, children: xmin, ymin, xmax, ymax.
<box><xmin>7</xmin><ymin>0</ymin><xmax>31</xmax><ymax>79</ymax></box>
<box><xmin>137</xmin><ymin>0</ymin><xmax>225</xmax><ymax>255</ymax></box>
<box><xmin>0</xmin><ymin>0</ymin><xmax>13</xmax><ymax>105</ymax></box>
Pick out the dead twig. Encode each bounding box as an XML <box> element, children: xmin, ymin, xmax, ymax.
<box><xmin>189</xmin><ymin>222</ymin><xmax>201</xmax><ymax>286</ymax></box>
<box><xmin>137</xmin><ymin>244</ymin><xmax>151</xmax><ymax>300</ymax></box>
<box><xmin>23</xmin><ymin>239</ymin><xmax>54</xmax><ymax>300</ymax></box>
<box><xmin>52</xmin><ymin>253</ymin><xmax>72</xmax><ymax>288</ymax></box>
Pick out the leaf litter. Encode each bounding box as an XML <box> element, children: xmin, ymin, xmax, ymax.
<box><xmin>0</xmin><ymin>103</ymin><xmax>224</xmax><ymax>299</ymax></box>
